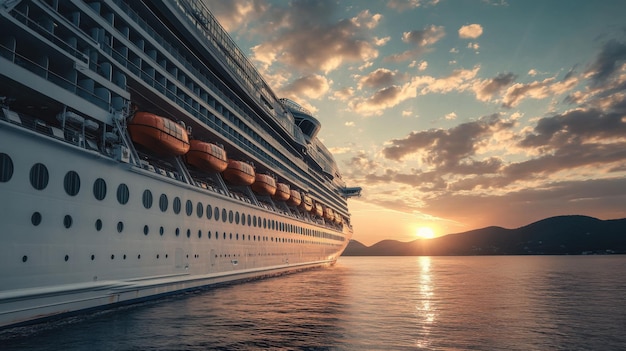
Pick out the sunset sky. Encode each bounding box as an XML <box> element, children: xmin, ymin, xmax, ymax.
<box><xmin>206</xmin><ymin>0</ymin><xmax>626</xmax><ymax>245</ymax></box>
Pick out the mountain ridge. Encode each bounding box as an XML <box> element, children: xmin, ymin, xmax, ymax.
<box><xmin>343</xmin><ymin>215</ymin><xmax>626</xmax><ymax>256</ymax></box>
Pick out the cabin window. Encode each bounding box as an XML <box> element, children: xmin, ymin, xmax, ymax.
<box><xmin>31</xmin><ymin>212</ymin><xmax>42</xmax><ymax>226</ymax></box>
<box><xmin>117</xmin><ymin>184</ymin><xmax>130</xmax><ymax>204</ymax></box>
<box><xmin>30</xmin><ymin>163</ymin><xmax>49</xmax><ymax>190</ymax></box>
<box><xmin>173</xmin><ymin>197</ymin><xmax>181</xmax><ymax>214</ymax></box>
<box><xmin>198</xmin><ymin>230</ymin><xmax>202</xmax><ymax>238</ymax></box>
<box><xmin>206</xmin><ymin>204</ymin><xmax>212</xmax><ymax>219</ymax></box>
<box><xmin>208</xmin><ymin>231</ymin><xmax>212</xmax><ymax>239</ymax></box>
<box><xmin>142</xmin><ymin>190</ymin><xmax>153</xmax><ymax>209</ymax></box>
<box><xmin>95</xmin><ymin>219</ymin><xmax>102</xmax><ymax>231</ymax></box>
<box><xmin>222</xmin><ymin>208</ymin><xmax>227</xmax><ymax>222</ymax></box>
<box><xmin>93</xmin><ymin>178</ymin><xmax>107</xmax><ymax>200</ymax></box>
<box><xmin>175</xmin><ymin>228</ymin><xmax>180</xmax><ymax>236</ymax></box>
<box><xmin>159</xmin><ymin>226</ymin><xmax>164</xmax><ymax>236</ymax></box>
<box><xmin>235</xmin><ymin>212</ymin><xmax>240</xmax><ymax>225</ymax></box>
<box><xmin>117</xmin><ymin>221</ymin><xmax>124</xmax><ymax>232</ymax></box>
<box><xmin>64</xmin><ymin>171</ymin><xmax>81</xmax><ymax>196</ymax></box>
<box><xmin>143</xmin><ymin>225</ymin><xmax>149</xmax><ymax>235</ymax></box>
<box><xmin>159</xmin><ymin>194</ymin><xmax>168</xmax><ymax>212</ymax></box>
<box><xmin>0</xmin><ymin>153</ymin><xmax>13</xmax><ymax>182</ymax></box>
<box><xmin>63</xmin><ymin>215</ymin><xmax>73</xmax><ymax>228</ymax></box>
<box><xmin>214</xmin><ymin>207</ymin><xmax>220</xmax><ymax>221</ymax></box>
<box><xmin>185</xmin><ymin>200</ymin><xmax>193</xmax><ymax>216</ymax></box>
<box><xmin>186</xmin><ymin>229</ymin><xmax>191</xmax><ymax>238</ymax></box>
<box><xmin>196</xmin><ymin>202</ymin><xmax>203</xmax><ymax>218</ymax></box>
<box><xmin>228</xmin><ymin>210</ymin><xmax>233</xmax><ymax>223</ymax></box>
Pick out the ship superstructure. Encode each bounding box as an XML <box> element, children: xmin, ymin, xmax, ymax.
<box><xmin>0</xmin><ymin>0</ymin><xmax>360</xmax><ymax>328</ymax></box>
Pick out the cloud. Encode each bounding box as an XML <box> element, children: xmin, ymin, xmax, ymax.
<box><xmin>387</xmin><ymin>0</ymin><xmax>441</xmax><ymax>11</ymax></box>
<box><xmin>474</xmin><ymin>72</ymin><xmax>517</xmax><ymax>102</ymax></box>
<box><xmin>281</xmin><ymin>74</ymin><xmax>330</xmax><ymax>100</ymax></box>
<box><xmin>203</xmin><ymin>0</ymin><xmax>260</xmax><ymax>32</ymax></box>
<box><xmin>458</xmin><ymin>24</ymin><xmax>483</xmax><ymax>39</ymax></box>
<box><xmin>245</xmin><ymin>1</ymin><xmax>382</xmax><ymax>73</ymax></box>
<box><xmin>385</xmin><ymin>25</ymin><xmax>445</xmax><ymax>62</ymax></box>
<box><xmin>501</xmin><ymin>74</ymin><xmax>578</xmax><ymax>108</ymax></box>
<box><xmin>585</xmin><ymin>39</ymin><xmax>626</xmax><ymax>86</ymax></box>
<box><xmin>358</xmin><ymin>68</ymin><xmax>401</xmax><ymax>89</ymax></box>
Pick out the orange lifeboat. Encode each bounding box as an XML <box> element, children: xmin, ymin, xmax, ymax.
<box><xmin>286</xmin><ymin>190</ymin><xmax>302</xmax><ymax>207</ymax></box>
<box><xmin>311</xmin><ymin>201</ymin><xmax>323</xmax><ymax>217</ymax></box>
<box><xmin>251</xmin><ymin>173</ymin><xmax>277</xmax><ymax>196</ymax></box>
<box><xmin>272</xmin><ymin>182</ymin><xmax>291</xmax><ymax>201</ymax></box>
<box><xmin>299</xmin><ymin>193</ymin><xmax>313</xmax><ymax>212</ymax></box>
<box><xmin>222</xmin><ymin>160</ymin><xmax>255</xmax><ymax>186</ymax></box>
<box><xmin>334</xmin><ymin>214</ymin><xmax>342</xmax><ymax>225</ymax></box>
<box><xmin>185</xmin><ymin>140</ymin><xmax>228</xmax><ymax>172</ymax></box>
<box><xmin>128</xmin><ymin>112</ymin><xmax>189</xmax><ymax>156</ymax></box>
<box><xmin>323</xmin><ymin>206</ymin><xmax>334</xmax><ymax>221</ymax></box>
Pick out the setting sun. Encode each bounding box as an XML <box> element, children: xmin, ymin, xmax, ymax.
<box><xmin>417</xmin><ymin>227</ymin><xmax>436</xmax><ymax>239</ymax></box>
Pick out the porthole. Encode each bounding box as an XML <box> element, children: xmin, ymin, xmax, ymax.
<box><xmin>222</xmin><ymin>208</ymin><xmax>227</xmax><ymax>222</ymax></box>
<box><xmin>93</xmin><ymin>178</ymin><xmax>106</xmax><ymax>200</ymax></box>
<box><xmin>263</xmin><ymin>218</ymin><xmax>267</xmax><ymax>229</ymax></box>
<box><xmin>95</xmin><ymin>219</ymin><xmax>102</xmax><ymax>231</ymax></box>
<box><xmin>143</xmin><ymin>225</ymin><xmax>149</xmax><ymax>235</ymax></box>
<box><xmin>175</xmin><ymin>228</ymin><xmax>180</xmax><ymax>236</ymax></box>
<box><xmin>64</xmin><ymin>255</ymin><xmax>69</xmax><ymax>262</ymax></box>
<box><xmin>31</xmin><ymin>212</ymin><xmax>42</xmax><ymax>226</ymax></box>
<box><xmin>22</xmin><ymin>255</ymin><xmax>27</xmax><ymax>263</ymax></box>
<box><xmin>185</xmin><ymin>200</ymin><xmax>193</xmax><ymax>216</ymax></box>
<box><xmin>91</xmin><ymin>254</ymin><xmax>95</xmax><ymax>261</ymax></box>
<box><xmin>206</xmin><ymin>204</ymin><xmax>212</xmax><ymax>220</ymax></box>
<box><xmin>63</xmin><ymin>171</ymin><xmax>80</xmax><ymax>196</ymax></box>
<box><xmin>248</xmin><ymin>215</ymin><xmax>251</xmax><ymax>226</ymax></box>
<box><xmin>142</xmin><ymin>189</ymin><xmax>153</xmax><ymax>209</ymax></box>
<box><xmin>186</xmin><ymin>229</ymin><xmax>191</xmax><ymax>238</ymax></box>
<box><xmin>196</xmin><ymin>202</ymin><xmax>203</xmax><ymax>218</ymax></box>
<box><xmin>241</xmin><ymin>213</ymin><xmax>245</xmax><ymax>226</ymax></box>
<box><xmin>117</xmin><ymin>184</ymin><xmax>130</xmax><ymax>204</ymax></box>
<box><xmin>253</xmin><ymin>216</ymin><xmax>257</xmax><ymax>227</ymax></box>
<box><xmin>229</xmin><ymin>233</ymin><xmax>232</xmax><ymax>240</ymax></box>
<box><xmin>29</xmin><ymin>163</ymin><xmax>49</xmax><ymax>190</ymax></box>
<box><xmin>198</xmin><ymin>230</ymin><xmax>202</xmax><ymax>238</ymax></box>
<box><xmin>63</xmin><ymin>215</ymin><xmax>73</xmax><ymax>228</ymax></box>
<box><xmin>173</xmin><ymin>197</ymin><xmax>181</xmax><ymax>214</ymax></box>
<box><xmin>159</xmin><ymin>194</ymin><xmax>168</xmax><ymax>212</ymax></box>
<box><xmin>223</xmin><ymin>232</ymin><xmax>226</xmax><ymax>239</ymax></box>
<box><xmin>159</xmin><ymin>226</ymin><xmax>164</xmax><ymax>236</ymax></box>
<box><xmin>214</xmin><ymin>207</ymin><xmax>220</xmax><ymax>221</ymax></box>
<box><xmin>111</xmin><ymin>254</ymin><xmax>115</xmax><ymax>260</ymax></box>
<box><xmin>228</xmin><ymin>210</ymin><xmax>233</xmax><ymax>224</ymax></box>
<box><xmin>208</xmin><ymin>231</ymin><xmax>212</xmax><ymax>239</ymax></box>
<box><xmin>0</xmin><ymin>153</ymin><xmax>14</xmax><ymax>182</ymax></box>
<box><xmin>117</xmin><ymin>221</ymin><xmax>124</xmax><ymax>233</ymax></box>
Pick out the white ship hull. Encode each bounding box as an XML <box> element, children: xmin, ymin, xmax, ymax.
<box><xmin>0</xmin><ymin>121</ymin><xmax>350</xmax><ymax>327</ymax></box>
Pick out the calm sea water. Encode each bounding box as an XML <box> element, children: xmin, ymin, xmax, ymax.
<box><xmin>2</xmin><ymin>256</ymin><xmax>626</xmax><ymax>350</ymax></box>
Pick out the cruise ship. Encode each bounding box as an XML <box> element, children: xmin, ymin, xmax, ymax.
<box><xmin>0</xmin><ymin>0</ymin><xmax>361</xmax><ymax>328</ymax></box>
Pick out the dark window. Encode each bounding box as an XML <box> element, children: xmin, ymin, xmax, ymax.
<box><xmin>175</xmin><ymin>228</ymin><xmax>180</xmax><ymax>236</ymax></box>
<box><xmin>117</xmin><ymin>184</ymin><xmax>129</xmax><ymax>204</ymax></box>
<box><xmin>198</xmin><ymin>230</ymin><xmax>202</xmax><ymax>238</ymax></box>
<box><xmin>214</xmin><ymin>207</ymin><xmax>220</xmax><ymax>221</ymax></box>
<box><xmin>0</xmin><ymin>153</ymin><xmax>13</xmax><ymax>182</ymax></box>
<box><xmin>222</xmin><ymin>208</ymin><xmax>227</xmax><ymax>222</ymax></box>
<box><xmin>208</xmin><ymin>231</ymin><xmax>212</xmax><ymax>239</ymax></box>
<box><xmin>117</xmin><ymin>221</ymin><xmax>124</xmax><ymax>232</ymax></box>
<box><xmin>159</xmin><ymin>194</ymin><xmax>168</xmax><ymax>212</ymax></box>
<box><xmin>64</xmin><ymin>171</ymin><xmax>81</xmax><ymax>196</ymax></box>
<box><xmin>63</xmin><ymin>215</ymin><xmax>73</xmax><ymax>228</ymax></box>
<box><xmin>241</xmin><ymin>213</ymin><xmax>245</xmax><ymax>226</ymax></box>
<box><xmin>30</xmin><ymin>163</ymin><xmax>49</xmax><ymax>190</ymax></box>
<box><xmin>143</xmin><ymin>225</ymin><xmax>149</xmax><ymax>235</ymax></box>
<box><xmin>186</xmin><ymin>229</ymin><xmax>191</xmax><ymax>238</ymax></box>
<box><xmin>142</xmin><ymin>189</ymin><xmax>153</xmax><ymax>209</ymax></box>
<box><xmin>185</xmin><ymin>200</ymin><xmax>193</xmax><ymax>216</ymax></box>
<box><xmin>173</xmin><ymin>197</ymin><xmax>181</xmax><ymax>214</ymax></box>
<box><xmin>196</xmin><ymin>202</ymin><xmax>203</xmax><ymax>218</ymax></box>
<box><xmin>206</xmin><ymin>204</ymin><xmax>212</xmax><ymax>220</ymax></box>
<box><xmin>31</xmin><ymin>212</ymin><xmax>42</xmax><ymax>226</ymax></box>
<box><xmin>248</xmin><ymin>214</ymin><xmax>251</xmax><ymax>226</ymax></box>
<box><xmin>93</xmin><ymin>178</ymin><xmax>106</xmax><ymax>200</ymax></box>
<box><xmin>95</xmin><ymin>219</ymin><xmax>102</xmax><ymax>231</ymax></box>
<box><xmin>159</xmin><ymin>226</ymin><xmax>164</xmax><ymax>235</ymax></box>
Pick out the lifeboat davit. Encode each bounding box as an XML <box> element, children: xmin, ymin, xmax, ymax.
<box><xmin>311</xmin><ymin>201</ymin><xmax>323</xmax><ymax>217</ymax></box>
<box><xmin>251</xmin><ymin>174</ymin><xmax>277</xmax><ymax>196</ymax></box>
<box><xmin>128</xmin><ymin>112</ymin><xmax>190</xmax><ymax>156</ymax></box>
<box><xmin>299</xmin><ymin>193</ymin><xmax>313</xmax><ymax>212</ymax></box>
<box><xmin>323</xmin><ymin>206</ymin><xmax>334</xmax><ymax>221</ymax></box>
<box><xmin>185</xmin><ymin>140</ymin><xmax>228</xmax><ymax>172</ymax></box>
<box><xmin>222</xmin><ymin>160</ymin><xmax>255</xmax><ymax>186</ymax></box>
<box><xmin>286</xmin><ymin>190</ymin><xmax>302</xmax><ymax>207</ymax></box>
<box><xmin>272</xmin><ymin>182</ymin><xmax>291</xmax><ymax>201</ymax></box>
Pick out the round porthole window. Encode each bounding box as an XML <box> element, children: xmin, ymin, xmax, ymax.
<box><xmin>30</xmin><ymin>163</ymin><xmax>49</xmax><ymax>190</ymax></box>
<box><xmin>64</xmin><ymin>171</ymin><xmax>80</xmax><ymax>196</ymax></box>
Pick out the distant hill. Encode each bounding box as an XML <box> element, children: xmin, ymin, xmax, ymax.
<box><xmin>343</xmin><ymin>215</ymin><xmax>626</xmax><ymax>256</ymax></box>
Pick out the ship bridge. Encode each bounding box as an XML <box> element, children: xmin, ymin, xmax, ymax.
<box><xmin>341</xmin><ymin>187</ymin><xmax>362</xmax><ymax>198</ymax></box>
<box><xmin>279</xmin><ymin>98</ymin><xmax>320</xmax><ymax>142</ymax></box>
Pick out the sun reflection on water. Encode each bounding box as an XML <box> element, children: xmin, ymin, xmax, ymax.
<box><xmin>415</xmin><ymin>256</ymin><xmax>436</xmax><ymax>349</ymax></box>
